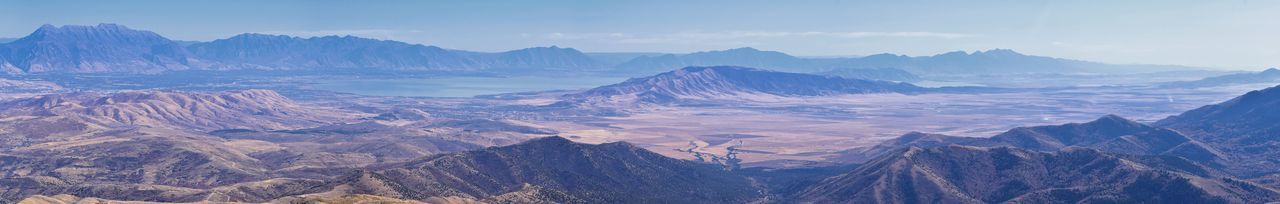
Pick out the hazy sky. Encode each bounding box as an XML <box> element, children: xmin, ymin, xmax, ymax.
<box><xmin>1</xmin><ymin>0</ymin><xmax>1276</xmax><ymax>69</ymax></box>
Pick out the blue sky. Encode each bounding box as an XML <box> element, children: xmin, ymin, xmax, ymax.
<box><xmin>1</xmin><ymin>0</ymin><xmax>1276</xmax><ymax>69</ymax></box>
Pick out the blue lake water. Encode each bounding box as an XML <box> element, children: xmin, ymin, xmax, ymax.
<box><xmin>310</xmin><ymin>76</ymin><xmax>629</xmax><ymax>97</ymax></box>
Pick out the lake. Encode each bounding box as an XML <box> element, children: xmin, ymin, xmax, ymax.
<box><xmin>310</xmin><ymin>76</ymin><xmax>629</xmax><ymax>97</ymax></box>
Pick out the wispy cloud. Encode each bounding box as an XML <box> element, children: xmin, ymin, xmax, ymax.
<box><xmin>540</xmin><ymin>31</ymin><xmax>974</xmax><ymax>44</ymax></box>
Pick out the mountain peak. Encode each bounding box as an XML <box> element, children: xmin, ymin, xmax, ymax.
<box><xmin>227</xmin><ymin>33</ymin><xmax>296</xmax><ymax>40</ymax></box>
<box><xmin>517</xmin><ymin>136</ymin><xmax>577</xmax><ymax>146</ymax></box>
<box><xmin>933</xmin><ymin>49</ymin><xmax>1025</xmax><ymax>57</ymax></box>
<box><xmin>30</xmin><ymin>23</ymin><xmax>141</xmax><ymax>35</ymax></box>
<box><xmin>675</xmin><ymin>65</ymin><xmax>763</xmax><ymax>73</ymax></box>
<box><xmin>3</xmin><ymin>23</ymin><xmax>190</xmax><ymax>73</ymax></box>
<box><xmin>491</xmin><ymin>45</ymin><xmax>600</xmax><ymax>69</ymax></box>
<box><xmin>508</xmin><ymin>46</ymin><xmax>582</xmax><ymax>53</ymax></box>
<box><xmin>1084</xmin><ymin>114</ymin><xmax>1144</xmax><ymax>129</ymax></box>
<box><xmin>36</xmin><ymin>24</ymin><xmax>57</xmax><ymax>31</ymax></box>
<box><xmin>974</xmin><ymin>48</ymin><xmax>1024</xmax><ymax>56</ymax></box>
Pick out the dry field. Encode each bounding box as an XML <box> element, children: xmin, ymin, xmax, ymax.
<box><xmin>526</xmin><ymin>84</ymin><xmax>1275</xmax><ymax>167</ymax></box>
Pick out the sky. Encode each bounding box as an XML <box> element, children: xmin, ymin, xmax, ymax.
<box><xmin>1</xmin><ymin>0</ymin><xmax>1277</xmax><ymax>70</ymax></box>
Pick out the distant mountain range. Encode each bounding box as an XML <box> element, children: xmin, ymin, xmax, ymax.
<box><xmin>613</xmin><ymin>47</ymin><xmax>1201</xmax><ymax>75</ymax></box>
<box><xmin>828</xmin><ymin>49</ymin><xmax>1202</xmax><ymax>75</ymax></box>
<box><xmin>0</xmin><ymin>24</ymin><xmax>606</xmax><ymax>74</ymax></box>
<box><xmin>565</xmin><ymin>66</ymin><xmax>927</xmax><ymax>104</ymax></box>
<box><xmin>1159</xmin><ymin>68</ymin><xmax>1280</xmax><ymax>88</ymax></box>
<box><xmin>0</xmin><ymin>24</ymin><xmax>207</xmax><ymax>73</ymax></box>
<box><xmin>817</xmin><ymin>67</ymin><xmax>922</xmax><ymax>82</ymax></box>
<box><xmin>615</xmin><ymin>47</ymin><xmax>818</xmax><ymax>73</ymax></box>
<box><xmin>583</xmin><ymin>52</ymin><xmax>666</xmax><ymax>65</ymax></box>
<box><xmin>0</xmin><ymin>23</ymin><xmax>1204</xmax><ymax>75</ymax></box>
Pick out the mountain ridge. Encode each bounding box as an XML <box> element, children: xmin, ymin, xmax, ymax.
<box><xmin>565</xmin><ymin>66</ymin><xmax>927</xmax><ymax>104</ymax></box>
<box><xmin>841</xmin><ymin>115</ymin><xmax>1225</xmax><ymax>165</ymax></box>
<box><xmin>0</xmin><ymin>23</ymin><xmax>207</xmax><ymax>73</ymax></box>
<box><xmin>1155</xmin><ymin>84</ymin><xmax>1280</xmax><ymax>179</ymax></box>
<box><xmin>1</xmin><ymin>24</ymin><xmax>606</xmax><ymax>73</ymax></box>
<box><xmin>322</xmin><ymin>136</ymin><xmax>765</xmax><ymax>203</ymax></box>
<box><xmin>799</xmin><ymin>145</ymin><xmax>1279</xmax><ymax>203</ymax></box>
<box><xmin>0</xmin><ymin>24</ymin><xmax>1203</xmax><ymax>75</ymax></box>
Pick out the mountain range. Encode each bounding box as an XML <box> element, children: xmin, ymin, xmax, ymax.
<box><xmin>838</xmin><ymin>115</ymin><xmax>1226</xmax><ymax>165</ymax></box>
<box><xmin>564</xmin><ymin>66</ymin><xmax>928</xmax><ymax>104</ymax></box>
<box><xmin>319</xmin><ymin>136</ymin><xmax>763</xmax><ymax>203</ymax></box>
<box><xmin>1159</xmin><ymin>68</ymin><xmax>1280</xmax><ymax>88</ymax></box>
<box><xmin>613</xmin><ymin>47</ymin><xmax>1201</xmax><ymax>75</ymax></box>
<box><xmin>0</xmin><ymin>23</ymin><xmax>1202</xmax><ymax>75</ymax></box>
<box><xmin>817</xmin><ymin>67</ymin><xmax>922</xmax><ymax>82</ymax></box>
<box><xmin>0</xmin><ymin>24</ymin><xmax>206</xmax><ymax>73</ymax></box>
<box><xmin>798</xmin><ymin>146</ymin><xmax>1278</xmax><ymax>203</ymax></box>
<box><xmin>0</xmin><ymin>24</ymin><xmax>607</xmax><ymax>74</ymax></box>
<box><xmin>834</xmin><ymin>83</ymin><xmax>1280</xmax><ymax>189</ymax></box>
<box><xmin>1156</xmin><ymin>84</ymin><xmax>1280</xmax><ymax>179</ymax></box>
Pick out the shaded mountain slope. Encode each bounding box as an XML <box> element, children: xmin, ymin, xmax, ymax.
<box><xmin>842</xmin><ymin>115</ymin><xmax>1224</xmax><ymax>165</ymax></box>
<box><xmin>0</xmin><ymin>24</ymin><xmax>206</xmax><ymax>73</ymax></box>
<box><xmin>1155</xmin><ymin>84</ymin><xmax>1280</xmax><ymax>178</ymax></box>
<box><xmin>799</xmin><ymin>146</ymin><xmax>1279</xmax><ymax>203</ymax></box>
<box><xmin>325</xmin><ymin>136</ymin><xmax>764</xmax><ymax>203</ymax></box>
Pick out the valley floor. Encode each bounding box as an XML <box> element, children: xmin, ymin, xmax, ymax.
<box><xmin>516</xmin><ymin>84</ymin><xmax>1273</xmax><ymax>167</ymax></box>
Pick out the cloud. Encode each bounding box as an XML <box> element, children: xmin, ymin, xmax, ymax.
<box><xmin>540</xmin><ymin>31</ymin><xmax>974</xmax><ymax>44</ymax></box>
